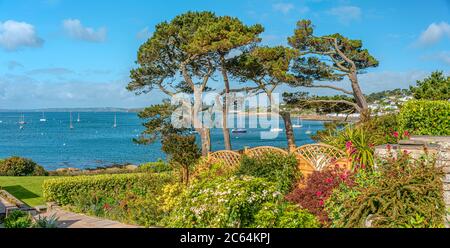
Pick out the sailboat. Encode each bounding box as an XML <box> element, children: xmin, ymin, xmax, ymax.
<box><xmin>77</xmin><ymin>113</ymin><xmax>80</xmax><ymax>123</ymax></box>
<box><xmin>113</xmin><ymin>113</ymin><xmax>117</xmax><ymax>128</ymax></box>
<box><xmin>305</xmin><ymin>125</ymin><xmax>312</xmax><ymax>135</ymax></box>
<box><xmin>270</xmin><ymin>127</ymin><xmax>283</xmax><ymax>132</ymax></box>
<box><xmin>40</xmin><ymin>112</ymin><xmax>47</xmax><ymax>122</ymax></box>
<box><xmin>18</xmin><ymin>114</ymin><xmax>26</xmax><ymax>125</ymax></box>
<box><xmin>292</xmin><ymin>117</ymin><xmax>302</xmax><ymax>128</ymax></box>
<box><xmin>69</xmin><ymin>112</ymin><xmax>74</xmax><ymax>129</ymax></box>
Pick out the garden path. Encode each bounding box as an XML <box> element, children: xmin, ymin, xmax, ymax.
<box><xmin>38</xmin><ymin>207</ymin><xmax>140</xmax><ymax>228</ymax></box>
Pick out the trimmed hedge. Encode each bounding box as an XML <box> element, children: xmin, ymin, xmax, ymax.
<box><xmin>399</xmin><ymin>100</ymin><xmax>450</xmax><ymax>136</ymax></box>
<box><xmin>43</xmin><ymin>172</ymin><xmax>173</xmax><ymax>206</ymax></box>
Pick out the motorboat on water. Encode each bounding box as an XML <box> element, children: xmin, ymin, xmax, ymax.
<box><xmin>232</xmin><ymin>128</ymin><xmax>247</xmax><ymax>134</ymax></box>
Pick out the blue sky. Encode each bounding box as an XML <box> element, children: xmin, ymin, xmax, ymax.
<box><xmin>0</xmin><ymin>0</ymin><xmax>449</xmax><ymax>109</ymax></box>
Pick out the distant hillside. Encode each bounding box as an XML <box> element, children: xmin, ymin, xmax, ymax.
<box><xmin>0</xmin><ymin>107</ymin><xmax>141</xmax><ymax>113</ymax></box>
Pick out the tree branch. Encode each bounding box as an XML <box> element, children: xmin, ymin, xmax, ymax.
<box><xmin>303</xmin><ymin>84</ymin><xmax>353</xmax><ymax>95</ymax></box>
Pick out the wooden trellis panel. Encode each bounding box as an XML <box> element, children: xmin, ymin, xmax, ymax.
<box><xmin>244</xmin><ymin>146</ymin><xmax>289</xmax><ymax>158</ymax></box>
<box><xmin>208</xmin><ymin>150</ymin><xmax>242</xmax><ymax>168</ymax></box>
<box><xmin>293</xmin><ymin>143</ymin><xmax>350</xmax><ymax>178</ymax></box>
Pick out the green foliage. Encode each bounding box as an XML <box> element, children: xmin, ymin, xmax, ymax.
<box><xmin>317</xmin><ymin>125</ymin><xmax>375</xmax><ymax>169</ymax></box>
<box><xmin>191</xmin><ymin>159</ymin><xmax>237</xmax><ymax>182</ymax></box>
<box><xmin>283</xmin><ymin>92</ymin><xmax>356</xmax><ymax>114</ymax></box>
<box><xmin>43</xmin><ymin>173</ymin><xmax>174</xmax><ymax>227</ymax></box>
<box><xmin>399</xmin><ymin>100</ymin><xmax>450</xmax><ymax>136</ymax></box>
<box><xmin>410</xmin><ymin>71</ymin><xmax>450</xmax><ymax>100</ymax></box>
<box><xmin>43</xmin><ymin>173</ymin><xmax>172</xmax><ymax>205</ymax></box>
<box><xmin>138</xmin><ymin>159</ymin><xmax>171</xmax><ymax>173</ymax></box>
<box><xmin>161</xmin><ymin>134</ymin><xmax>201</xmax><ymax>184</ymax></box>
<box><xmin>0</xmin><ymin>157</ymin><xmax>48</xmax><ymax>176</ymax></box>
<box><xmin>4</xmin><ymin>210</ymin><xmax>33</xmax><ymax>228</ymax></box>
<box><xmin>238</xmin><ymin>153</ymin><xmax>300</xmax><ymax>193</ymax></box>
<box><xmin>326</xmin><ymin>151</ymin><xmax>445</xmax><ymax>228</ymax></box>
<box><xmin>161</xmin><ymin>176</ymin><xmax>284</xmax><ymax>228</ymax></box>
<box><xmin>252</xmin><ymin>202</ymin><xmax>320</xmax><ymax>228</ymax></box>
<box><xmin>33</xmin><ymin>214</ymin><xmax>59</xmax><ymax>228</ymax></box>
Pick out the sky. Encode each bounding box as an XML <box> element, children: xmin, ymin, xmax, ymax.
<box><xmin>0</xmin><ymin>0</ymin><xmax>449</xmax><ymax>109</ymax></box>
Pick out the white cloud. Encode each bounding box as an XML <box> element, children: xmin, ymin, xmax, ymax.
<box><xmin>273</xmin><ymin>3</ymin><xmax>295</xmax><ymax>14</ymax></box>
<box><xmin>423</xmin><ymin>51</ymin><xmax>450</xmax><ymax>66</ymax></box>
<box><xmin>62</xmin><ymin>19</ymin><xmax>107</xmax><ymax>43</ymax></box>
<box><xmin>27</xmin><ymin>67</ymin><xmax>74</xmax><ymax>76</ymax></box>
<box><xmin>0</xmin><ymin>74</ymin><xmax>159</xmax><ymax>109</ymax></box>
<box><xmin>416</xmin><ymin>22</ymin><xmax>450</xmax><ymax>46</ymax></box>
<box><xmin>327</xmin><ymin>6</ymin><xmax>362</xmax><ymax>24</ymax></box>
<box><xmin>0</xmin><ymin>20</ymin><xmax>44</xmax><ymax>51</ymax></box>
<box><xmin>7</xmin><ymin>61</ymin><xmax>24</xmax><ymax>70</ymax></box>
<box><xmin>136</xmin><ymin>27</ymin><xmax>150</xmax><ymax>40</ymax></box>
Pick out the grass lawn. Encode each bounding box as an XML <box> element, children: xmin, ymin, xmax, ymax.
<box><xmin>0</xmin><ymin>176</ymin><xmax>58</xmax><ymax>207</ymax></box>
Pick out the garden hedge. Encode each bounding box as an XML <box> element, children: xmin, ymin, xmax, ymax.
<box><xmin>399</xmin><ymin>100</ymin><xmax>450</xmax><ymax>136</ymax></box>
<box><xmin>43</xmin><ymin>172</ymin><xmax>173</xmax><ymax>205</ymax></box>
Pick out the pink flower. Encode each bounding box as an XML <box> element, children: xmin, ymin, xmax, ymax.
<box><xmin>393</xmin><ymin>131</ymin><xmax>399</xmax><ymax>138</ymax></box>
<box><xmin>319</xmin><ymin>200</ymin><xmax>324</xmax><ymax>206</ymax></box>
<box><xmin>316</xmin><ymin>191</ymin><xmax>322</xmax><ymax>197</ymax></box>
<box><xmin>325</xmin><ymin>178</ymin><xmax>333</xmax><ymax>184</ymax></box>
<box><xmin>345</xmin><ymin>141</ymin><xmax>353</xmax><ymax>150</ymax></box>
<box><xmin>403</xmin><ymin>130</ymin><xmax>410</xmax><ymax>137</ymax></box>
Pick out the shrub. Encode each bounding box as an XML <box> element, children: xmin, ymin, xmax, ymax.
<box><xmin>238</xmin><ymin>153</ymin><xmax>300</xmax><ymax>193</ymax></box>
<box><xmin>326</xmin><ymin>150</ymin><xmax>445</xmax><ymax>228</ymax></box>
<box><xmin>399</xmin><ymin>100</ymin><xmax>450</xmax><ymax>136</ymax></box>
<box><xmin>286</xmin><ymin>165</ymin><xmax>354</xmax><ymax>224</ymax></box>
<box><xmin>43</xmin><ymin>172</ymin><xmax>173</xmax><ymax>205</ymax></box>
<box><xmin>0</xmin><ymin>157</ymin><xmax>48</xmax><ymax>176</ymax></box>
<box><xmin>138</xmin><ymin>159</ymin><xmax>171</xmax><ymax>173</ymax></box>
<box><xmin>161</xmin><ymin>176</ymin><xmax>284</xmax><ymax>228</ymax></box>
<box><xmin>33</xmin><ymin>214</ymin><xmax>59</xmax><ymax>228</ymax></box>
<box><xmin>4</xmin><ymin>210</ymin><xmax>33</xmax><ymax>228</ymax></box>
<box><xmin>43</xmin><ymin>172</ymin><xmax>174</xmax><ymax>227</ymax></box>
<box><xmin>252</xmin><ymin>202</ymin><xmax>320</xmax><ymax>228</ymax></box>
<box><xmin>191</xmin><ymin>159</ymin><xmax>237</xmax><ymax>183</ymax></box>
<box><xmin>161</xmin><ymin>134</ymin><xmax>201</xmax><ymax>184</ymax></box>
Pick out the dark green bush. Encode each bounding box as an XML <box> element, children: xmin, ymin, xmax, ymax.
<box><xmin>238</xmin><ymin>153</ymin><xmax>300</xmax><ymax>193</ymax></box>
<box><xmin>161</xmin><ymin>176</ymin><xmax>285</xmax><ymax>228</ymax></box>
<box><xmin>252</xmin><ymin>202</ymin><xmax>320</xmax><ymax>228</ymax></box>
<box><xmin>399</xmin><ymin>100</ymin><xmax>450</xmax><ymax>136</ymax></box>
<box><xmin>0</xmin><ymin>157</ymin><xmax>47</xmax><ymax>176</ymax></box>
<box><xmin>43</xmin><ymin>172</ymin><xmax>173</xmax><ymax>205</ymax></box>
<box><xmin>325</xmin><ymin>151</ymin><xmax>445</xmax><ymax>228</ymax></box>
<box><xmin>4</xmin><ymin>210</ymin><xmax>33</xmax><ymax>228</ymax></box>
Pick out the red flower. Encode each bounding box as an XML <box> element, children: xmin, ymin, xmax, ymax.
<box><xmin>403</xmin><ymin>130</ymin><xmax>410</xmax><ymax>137</ymax></box>
<box><xmin>325</xmin><ymin>178</ymin><xmax>333</xmax><ymax>184</ymax></box>
<box><xmin>103</xmin><ymin>203</ymin><xmax>111</xmax><ymax>210</ymax></box>
<box><xmin>319</xmin><ymin>200</ymin><xmax>324</xmax><ymax>206</ymax></box>
<box><xmin>316</xmin><ymin>191</ymin><xmax>323</xmax><ymax>197</ymax></box>
<box><xmin>393</xmin><ymin>131</ymin><xmax>399</xmax><ymax>138</ymax></box>
<box><xmin>360</xmin><ymin>164</ymin><xmax>366</xmax><ymax>169</ymax></box>
<box><xmin>345</xmin><ymin>141</ymin><xmax>353</xmax><ymax>150</ymax></box>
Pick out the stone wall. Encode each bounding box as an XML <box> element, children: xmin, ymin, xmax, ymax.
<box><xmin>374</xmin><ymin>136</ymin><xmax>450</xmax><ymax>227</ymax></box>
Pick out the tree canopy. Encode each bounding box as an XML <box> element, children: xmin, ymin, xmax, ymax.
<box><xmin>410</xmin><ymin>71</ymin><xmax>450</xmax><ymax>101</ymax></box>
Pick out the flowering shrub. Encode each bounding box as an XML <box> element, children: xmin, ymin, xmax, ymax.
<box><xmin>286</xmin><ymin>165</ymin><xmax>354</xmax><ymax>224</ymax></box>
<box><xmin>238</xmin><ymin>152</ymin><xmax>301</xmax><ymax>193</ymax></box>
<box><xmin>399</xmin><ymin>100</ymin><xmax>450</xmax><ymax>136</ymax></box>
<box><xmin>43</xmin><ymin>172</ymin><xmax>174</xmax><ymax>227</ymax></box>
<box><xmin>160</xmin><ymin>176</ymin><xmax>285</xmax><ymax>228</ymax></box>
<box><xmin>252</xmin><ymin>202</ymin><xmax>320</xmax><ymax>228</ymax></box>
<box><xmin>325</xmin><ymin>150</ymin><xmax>445</xmax><ymax>228</ymax></box>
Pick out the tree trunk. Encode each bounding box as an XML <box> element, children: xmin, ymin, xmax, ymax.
<box><xmin>220</xmin><ymin>55</ymin><xmax>232</xmax><ymax>150</ymax></box>
<box><xmin>199</xmin><ymin>128</ymin><xmax>211</xmax><ymax>157</ymax></box>
<box><xmin>349</xmin><ymin>72</ymin><xmax>370</xmax><ymax>122</ymax></box>
<box><xmin>281</xmin><ymin>111</ymin><xmax>296</xmax><ymax>152</ymax></box>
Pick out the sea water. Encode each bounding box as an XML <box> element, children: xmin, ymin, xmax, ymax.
<box><xmin>0</xmin><ymin>112</ymin><xmax>324</xmax><ymax>170</ymax></box>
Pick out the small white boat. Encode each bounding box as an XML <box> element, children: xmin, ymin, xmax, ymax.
<box><xmin>292</xmin><ymin>117</ymin><xmax>302</xmax><ymax>128</ymax></box>
<box><xmin>113</xmin><ymin>114</ymin><xmax>117</xmax><ymax>128</ymax></box>
<box><xmin>232</xmin><ymin>128</ymin><xmax>247</xmax><ymax>134</ymax></box>
<box><xmin>270</xmin><ymin>128</ymin><xmax>283</xmax><ymax>132</ymax></box>
<box><xmin>40</xmin><ymin>112</ymin><xmax>47</xmax><ymax>122</ymax></box>
<box><xmin>305</xmin><ymin>125</ymin><xmax>312</xmax><ymax>134</ymax></box>
<box><xmin>69</xmin><ymin>112</ymin><xmax>74</xmax><ymax>129</ymax></box>
<box><xmin>18</xmin><ymin>114</ymin><xmax>26</xmax><ymax>125</ymax></box>
<box><xmin>77</xmin><ymin>113</ymin><xmax>81</xmax><ymax>122</ymax></box>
